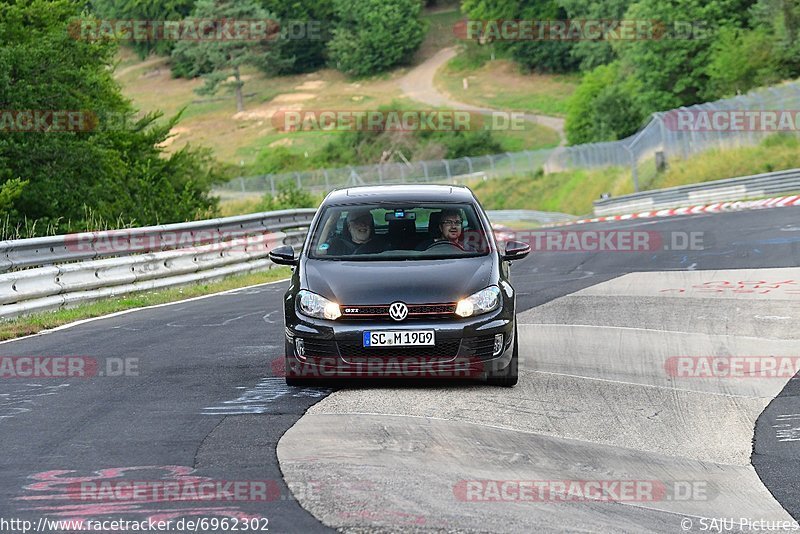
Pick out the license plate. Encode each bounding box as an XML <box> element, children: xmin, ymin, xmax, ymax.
<box><xmin>363</xmin><ymin>330</ymin><xmax>435</xmax><ymax>347</ymax></box>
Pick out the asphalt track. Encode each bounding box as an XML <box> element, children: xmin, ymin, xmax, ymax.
<box><xmin>0</xmin><ymin>206</ymin><xmax>799</xmax><ymax>533</ymax></box>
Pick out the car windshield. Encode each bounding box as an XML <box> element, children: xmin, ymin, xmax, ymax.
<box><xmin>308</xmin><ymin>203</ymin><xmax>492</xmax><ymax>260</ymax></box>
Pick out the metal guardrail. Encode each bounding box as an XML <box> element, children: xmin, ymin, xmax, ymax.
<box><xmin>0</xmin><ymin>209</ymin><xmax>317</xmax><ymax>273</ymax></box>
<box><xmin>0</xmin><ymin>209</ymin><xmax>317</xmax><ymax>319</ymax></box>
<box><xmin>593</xmin><ymin>168</ymin><xmax>800</xmax><ymax>216</ymax></box>
<box><xmin>485</xmin><ymin>210</ymin><xmax>574</xmax><ymax>225</ymax></box>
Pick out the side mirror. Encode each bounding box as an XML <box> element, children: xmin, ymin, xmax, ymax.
<box><xmin>502</xmin><ymin>240</ymin><xmax>531</xmax><ymax>262</ymax></box>
<box><xmin>269</xmin><ymin>245</ymin><xmax>298</xmax><ymax>266</ymax></box>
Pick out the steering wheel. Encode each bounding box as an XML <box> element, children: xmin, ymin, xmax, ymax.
<box><xmin>425</xmin><ymin>240</ymin><xmax>465</xmax><ymax>251</ymax></box>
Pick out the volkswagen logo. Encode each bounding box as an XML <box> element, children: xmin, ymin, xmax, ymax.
<box><xmin>388</xmin><ymin>302</ymin><xmax>408</xmax><ymax>321</ymax></box>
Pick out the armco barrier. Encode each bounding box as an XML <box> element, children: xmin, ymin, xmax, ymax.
<box><xmin>593</xmin><ymin>168</ymin><xmax>800</xmax><ymax>216</ymax></box>
<box><xmin>0</xmin><ymin>209</ymin><xmax>316</xmax><ymax>319</ymax></box>
<box><xmin>0</xmin><ymin>208</ymin><xmax>317</xmax><ymax>273</ymax></box>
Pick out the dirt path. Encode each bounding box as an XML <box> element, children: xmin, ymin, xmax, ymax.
<box><xmin>114</xmin><ymin>56</ymin><xmax>170</xmax><ymax>79</ymax></box>
<box><xmin>399</xmin><ymin>47</ymin><xmax>566</xmax><ymax>144</ymax></box>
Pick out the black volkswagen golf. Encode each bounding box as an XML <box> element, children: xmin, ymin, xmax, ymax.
<box><xmin>269</xmin><ymin>185</ymin><xmax>530</xmax><ymax>387</ymax></box>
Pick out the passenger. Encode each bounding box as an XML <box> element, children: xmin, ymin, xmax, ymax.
<box><xmin>327</xmin><ymin>210</ymin><xmax>384</xmax><ymax>255</ymax></box>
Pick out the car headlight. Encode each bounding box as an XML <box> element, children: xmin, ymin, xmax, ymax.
<box><xmin>455</xmin><ymin>286</ymin><xmax>501</xmax><ymax>317</ymax></box>
<box><xmin>297</xmin><ymin>290</ymin><xmax>341</xmax><ymax>320</ymax></box>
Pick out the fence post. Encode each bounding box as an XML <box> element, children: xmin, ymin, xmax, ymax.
<box><xmin>487</xmin><ymin>154</ymin><xmax>495</xmax><ymax>172</ymax></box>
<box><xmin>239</xmin><ymin>176</ymin><xmax>245</xmax><ymax>192</ymax></box>
<box><xmin>295</xmin><ymin>172</ymin><xmax>302</xmax><ymax>188</ymax></box>
<box><xmin>422</xmin><ymin>161</ymin><xmax>429</xmax><ymax>181</ymax></box>
<box><xmin>525</xmin><ymin>150</ymin><xmax>534</xmax><ymax>170</ymax></box>
<box><xmin>443</xmin><ymin>159</ymin><xmax>452</xmax><ymax>180</ymax></box>
<box><xmin>465</xmin><ymin>156</ymin><xmax>473</xmax><ymax>174</ymax></box>
<box><xmin>655</xmin><ymin>113</ymin><xmax>668</xmax><ymax>160</ymax></box>
<box><xmin>506</xmin><ymin>152</ymin><xmax>516</xmax><ymax>175</ymax></box>
<box><xmin>324</xmin><ymin>170</ymin><xmax>330</xmax><ymax>191</ymax></box>
<box><xmin>269</xmin><ymin>175</ymin><xmax>276</xmax><ymax>196</ymax></box>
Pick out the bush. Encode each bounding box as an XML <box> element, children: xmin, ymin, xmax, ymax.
<box><xmin>90</xmin><ymin>0</ymin><xmax>195</xmax><ymax>59</ymax></box>
<box><xmin>565</xmin><ymin>62</ymin><xmax>645</xmax><ymax>144</ymax></box>
<box><xmin>327</xmin><ymin>0</ymin><xmax>426</xmax><ymax>76</ymax></box>
<box><xmin>253</xmin><ymin>146</ymin><xmax>305</xmax><ymax>174</ymax></box>
<box><xmin>508</xmin><ymin>40</ymin><xmax>579</xmax><ymax>75</ymax></box>
<box><xmin>257</xmin><ymin>180</ymin><xmax>317</xmax><ymax>211</ymax></box>
<box><xmin>705</xmin><ymin>26</ymin><xmax>785</xmax><ymax>98</ymax></box>
<box><xmin>422</xmin><ymin>130</ymin><xmax>503</xmax><ymax>158</ymax></box>
<box><xmin>260</xmin><ymin>0</ymin><xmax>334</xmax><ymax>74</ymax></box>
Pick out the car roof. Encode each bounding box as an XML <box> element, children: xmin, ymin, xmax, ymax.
<box><xmin>323</xmin><ymin>185</ymin><xmax>476</xmax><ymax>205</ymax></box>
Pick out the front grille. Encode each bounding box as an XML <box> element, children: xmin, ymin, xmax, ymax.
<box><xmin>340</xmin><ymin>303</ymin><xmax>457</xmax><ymax>321</ymax></box>
<box><xmin>338</xmin><ymin>339</ymin><xmax>462</xmax><ymax>361</ymax></box>
<box><xmin>410</xmin><ymin>304</ymin><xmax>456</xmax><ymax>314</ymax></box>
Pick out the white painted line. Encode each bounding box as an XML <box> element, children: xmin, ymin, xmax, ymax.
<box><xmin>525</xmin><ymin>369</ymin><xmax>766</xmax><ymax>400</ymax></box>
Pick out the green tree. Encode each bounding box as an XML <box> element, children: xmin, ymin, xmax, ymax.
<box><xmin>565</xmin><ymin>62</ymin><xmax>645</xmax><ymax>144</ymax></box>
<box><xmin>90</xmin><ymin>0</ymin><xmax>196</xmax><ymax>58</ymax></box>
<box><xmin>749</xmin><ymin>0</ymin><xmax>800</xmax><ymax>76</ymax></box>
<box><xmin>462</xmin><ymin>0</ymin><xmax>578</xmax><ymax>74</ymax></box>
<box><xmin>260</xmin><ymin>0</ymin><xmax>334</xmax><ymax>74</ymax></box>
<box><xmin>557</xmin><ymin>0</ymin><xmax>633</xmax><ymax>71</ymax></box>
<box><xmin>327</xmin><ymin>0</ymin><xmax>425</xmax><ymax>76</ymax></box>
<box><xmin>170</xmin><ymin>0</ymin><xmax>291</xmax><ymax>111</ymax></box>
<box><xmin>705</xmin><ymin>26</ymin><xmax>784</xmax><ymax>98</ymax></box>
<box><xmin>0</xmin><ymin>0</ymin><xmax>220</xmax><ymax>233</ymax></box>
<box><xmin>616</xmin><ymin>0</ymin><xmax>758</xmax><ymax>112</ymax></box>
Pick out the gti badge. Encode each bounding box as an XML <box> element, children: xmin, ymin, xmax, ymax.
<box><xmin>389</xmin><ymin>302</ymin><xmax>409</xmax><ymax>321</ymax></box>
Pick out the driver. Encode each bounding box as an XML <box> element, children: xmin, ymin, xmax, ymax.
<box><xmin>417</xmin><ymin>209</ymin><xmax>469</xmax><ymax>250</ymax></box>
<box><xmin>438</xmin><ymin>209</ymin><xmax>464</xmax><ymax>243</ymax></box>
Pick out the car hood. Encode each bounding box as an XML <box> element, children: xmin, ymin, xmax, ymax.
<box><xmin>301</xmin><ymin>256</ymin><xmax>495</xmax><ymax>305</ymax></box>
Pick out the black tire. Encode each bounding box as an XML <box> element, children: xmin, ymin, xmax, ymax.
<box><xmin>285</xmin><ymin>374</ymin><xmax>309</xmax><ymax>387</ymax></box>
<box><xmin>487</xmin><ymin>326</ymin><xmax>518</xmax><ymax>387</ymax></box>
<box><xmin>283</xmin><ymin>340</ymin><xmax>311</xmax><ymax>387</ymax></box>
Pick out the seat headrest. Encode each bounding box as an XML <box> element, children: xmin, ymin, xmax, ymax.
<box><xmin>428</xmin><ymin>211</ymin><xmax>443</xmax><ymax>238</ymax></box>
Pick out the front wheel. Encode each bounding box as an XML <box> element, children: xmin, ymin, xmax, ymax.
<box><xmin>486</xmin><ymin>326</ymin><xmax>518</xmax><ymax>387</ymax></box>
<box><xmin>284</xmin><ymin>340</ymin><xmax>313</xmax><ymax>387</ymax></box>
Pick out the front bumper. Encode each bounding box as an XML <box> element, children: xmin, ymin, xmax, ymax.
<box><xmin>283</xmin><ymin>307</ymin><xmax>515</xmax><ymax>379</ymax></box>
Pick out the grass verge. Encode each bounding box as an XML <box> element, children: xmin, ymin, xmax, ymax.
<box><xmin>416</xmin><ymin>6</ymin><xmax>463</xmax><ymax>62</ymax></box>
<box><xmin>0</xmin><ymin>267</ymin><xmax>292</xmax><ymax>341</ymax></box>
<box><xmin>470</xmin><ymin>167</ymin><xmax>633</xmax><ymax>215</ymax></box>
<box><xmin>436</xmin><ymin>53</ymin><xmax>580</xmax><ymax>117</ymax></box>
<box><xmin>469</xmin><ymin>134</ymin><xmax>800</xmax><ymax>215</ymax></box>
